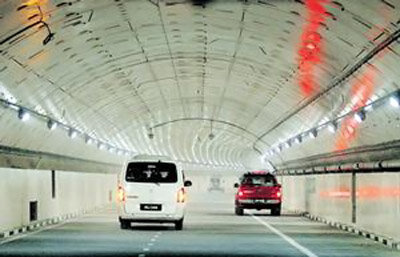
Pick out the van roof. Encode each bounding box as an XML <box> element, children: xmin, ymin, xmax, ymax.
<box><xmin>128</xmin><ymin>154</ymin><xmax>174</xmax><ymax>163</ymax></box>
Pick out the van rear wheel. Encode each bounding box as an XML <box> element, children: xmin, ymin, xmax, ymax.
<box><xmin>120</xmin><ymin>219</ymin><xmax>130</xmax><ymax>229</ymax></box>
<box><xmin>175</xmin><ymin>219</ymin><xmax>184</xmax><ymax>230</ymax></box>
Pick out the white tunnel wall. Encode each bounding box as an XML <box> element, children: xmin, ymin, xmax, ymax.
<box><xmin>356</xmin><ymin>173</ymin><xmax>400</xmax><ymax>240</ymax></box>
<box><xmin>184</xmin><ymin>169</ymin><xmax>240</xmax><ymax>204</ymax></box>
<box><xmin>279</xmin><ymin>172</ymin><xmax>400</xmax><ymax>241</ymax></box>
<box><xmin>0</xmin><ymin>167</ymin><xmax>117</xmax><ymax>232</ymax></box>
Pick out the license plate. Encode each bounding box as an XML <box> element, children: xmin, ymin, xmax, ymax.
<box><xmin>255</xmin><ymin>199</ymin><xmax>264</xmax><ymax>203</ymax></box>
<box><xmin>140</xmin><ymin>204</ymin><xmax>162</xmax><ymax>211</ymax></box>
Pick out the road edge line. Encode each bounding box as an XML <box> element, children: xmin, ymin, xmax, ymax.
<box><xmin>250</xmin><ymin>214</ymin><xmax>318</xmax><ymax>257</ymax></box>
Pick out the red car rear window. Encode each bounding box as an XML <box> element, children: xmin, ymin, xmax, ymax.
<box><xmin>240</xmin><ymin>174</ymin><xmax>277</xmax><ymax>187</ymax></box>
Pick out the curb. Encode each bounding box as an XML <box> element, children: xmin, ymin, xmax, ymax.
<box><xmin>0</xmin><ymin>205</ymin><xmax>110</xmax><ymax>240</ymax></box>
<box><xmin>0</xmin><ymin>212</ymin><xmax>78</xmax><ymax>239</ymax></box>
<box><xmin>303</xmin><ymin>212</ymin><xmax>400</xmax><ymax>250</ymax></box>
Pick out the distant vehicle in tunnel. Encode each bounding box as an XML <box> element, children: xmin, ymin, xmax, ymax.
<box><xmin>118</xmin><ymin>155</ymin><xmax>192</xmax><ymax>230</ymax></box>
<box><xmin>234</xmin><ymin>171</ymin><xmax>282</xmax><ymax>216</ymax></box>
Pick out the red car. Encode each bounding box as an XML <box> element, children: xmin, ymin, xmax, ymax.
<box><xmin>234</xmin><ymin>171</ymin><xmax>282</xmax><ymax>216</ymax></box>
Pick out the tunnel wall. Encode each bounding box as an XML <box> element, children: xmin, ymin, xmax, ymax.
<box><xmin>279</xmin><ymin>172</ymin><xmax>400</xmax><ymax>240</ymax></box>
<box><xmin>0</xmin><ymin>167</ymin><xmax>117</xmax><ymax>232</ymax></box>
<box><xmin>184</xmin><ymin>169</ymin><xmax>239</xmax><ymax>204</ymax></box>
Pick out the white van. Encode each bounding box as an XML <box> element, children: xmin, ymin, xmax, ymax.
<box><xmin>117</xmin><ymin>155</ymin><xmax>192</xmax><ymax>230</ymax></box>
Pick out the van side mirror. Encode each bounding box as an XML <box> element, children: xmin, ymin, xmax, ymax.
<box><xmin>184</xmin><ymin>180</ymin><xmax>192</xmax><ymax>187</ymax></box>
<box><xmin>234</xmin><ymin>183</ymin><xmax>239</xmax><ymax>188</ymax></box>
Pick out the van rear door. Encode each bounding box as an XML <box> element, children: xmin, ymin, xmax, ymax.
<box><xmin>124</xmin><ymin>162</ymin><xmax>180</xmax><ymax>214</ymax></box>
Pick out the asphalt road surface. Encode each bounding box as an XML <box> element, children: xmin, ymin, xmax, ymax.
<box><xmin>0</xmin><ymin>195</ymin><xmax>399</xmax><ymax>257</ymax></box>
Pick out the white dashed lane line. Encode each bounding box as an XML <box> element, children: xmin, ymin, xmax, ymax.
<box><xmin>137</xmin><ymin>231</ymin><xmax>162</xmax><ymax>257</ymax></box>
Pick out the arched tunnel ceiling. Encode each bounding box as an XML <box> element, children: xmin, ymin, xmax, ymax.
<box><xmin>0</xmin><ymin>0</ymin><xmax>399</xmax><ymax>170</ymax></box>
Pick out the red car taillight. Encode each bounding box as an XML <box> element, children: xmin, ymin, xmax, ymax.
<box><xmin>177</xmin><ymin>188</ymin><xmax>186</xmax><ymax>203</ymax></box>
<box><xmin>117</xmin><ymin>185</ymin><xmax>126</xmax><ymax>203</ymax></box>
<box><xmin>276</xmin><ymin>189</ymin><xmax>282</xmax><ymax>198</ymax></box>
<box><xmin>238</xmin><ymin>190</ymin><xmax>244</xmax><ymax>197</ymax></box>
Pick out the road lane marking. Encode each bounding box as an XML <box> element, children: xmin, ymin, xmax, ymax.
<box><xmin>250</xmin><ymin>214</ymin><xmax>318</xmax><ymax>257</ymax></box>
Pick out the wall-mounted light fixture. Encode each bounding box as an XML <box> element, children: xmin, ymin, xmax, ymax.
<box><xmin>85</xmin><ymin>136</ymin><xmax>94</xmax><ymax>145</ymax></box>
<box><xmin>309</xmin><ymin>129</ymin><xmax>318</xmax><ymax>139</ymax></box>
<box><xmin>327</xmin><ymin>122</ymin><xmax>338</xmax><ymax>133</ymax></box>
<box><xmin>18</xmin><ymin>108</ymin><xmax>30</xmax><ymax>121</ymax></box>
<box><xmin>68</xmin><ymin>128</ymin><xmax>77</xmax><ymax>139</ymax></box>
<box><xmin>354</xmin><ymin>110</ymin><xmax>366</xmax><ymax>123</ymax></box>
<box><xmin>389</xmin><ymin>90</ymin><xmax>400</xmax><ymax>108</ymax></box>
<box><xmin>47</xmin><ymin>119</ymin><xmax>57</xmax><ymax>130</ymax></box>
<box><xmin>98</xmin><ymin>142</ymin><xmax>105</xmax><ymax>150</ymax></box>
<box><xmin>1</xmin><ymin>98</ymin><xmax>134</xmax><ymax>157</ymax></box>
<box><xmin>262</xmin><ymin>89</ymin><xmax>399</xmax><ymax>160</ymax></box>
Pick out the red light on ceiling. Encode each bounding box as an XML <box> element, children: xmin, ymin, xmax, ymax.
<box><xmin>334</xmin><ymin>65</ymin><xmax>379</xmax><ymax>151</ymax></box>
<box><xmin>297</xmin><ymin>0</ymin><xmax>328</xmax><ymax>97</ymax></box>
<box><xmin>306</xmin><ymin>42</ymin><xmax>317</xmax><ymax>50</ymax></box>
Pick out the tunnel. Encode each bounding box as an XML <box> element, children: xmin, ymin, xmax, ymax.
<box><xmin>0</xmin><ymin>0</ymin><xmax>400</xmax><ymax>256</ymax></box>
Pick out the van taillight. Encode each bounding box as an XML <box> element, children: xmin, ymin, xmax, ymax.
<box><xmin>177</xmin><ymin>188</ymin><xmax>186</xmax><ymax>203</ymax></box>
<box><xmin>117</xmin><ymin>185</ymin><xmax>126</xmax><ymax>203</ymax></box>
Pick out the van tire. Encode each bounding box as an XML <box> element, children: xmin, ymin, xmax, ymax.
<box><xmin>235</xmin><ymin>207</ymin><xmax>244</xmax><ymax>216</ymax></box>
<box><xmin>120</xmin><ymin>219</ymin><xmax>130</xmax><ymax>229</ymax></box>
<box><xmin>175</xmin><ymin>219</ymin><xmax>184</xmax><ymax>230</ymax></box>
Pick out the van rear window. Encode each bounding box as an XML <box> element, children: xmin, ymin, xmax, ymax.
<box><xmin>125</xmin><ymin>162</ymin><xmax>178</xmax><ymax>183</ymax></box>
